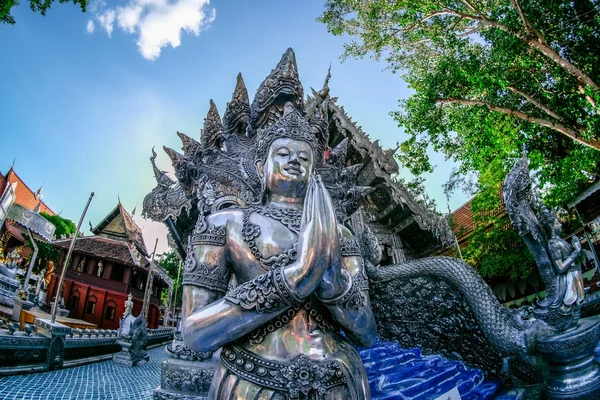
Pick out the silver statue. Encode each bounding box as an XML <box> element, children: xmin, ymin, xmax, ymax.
<box><xmin>182</xmin><ymin>104</ymin><xmax>377</xmax><ymax>399</ymax></box>
<box><xmin>124</xmin><ymin>293</ymin><xmax>134</xmax><ymax>318</ymax></box>
<box><xmin>541</xmin><ymin>205</ymin><xmax>585</xmax><ymax>311</ymax></box>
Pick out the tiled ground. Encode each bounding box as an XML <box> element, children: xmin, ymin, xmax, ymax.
<box><xmin>0</xmin><ymin>346</ymin><xmax>167</xmax><ymax>400</ymax></box>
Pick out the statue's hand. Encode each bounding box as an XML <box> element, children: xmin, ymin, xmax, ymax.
<box><xmin>314</xmin><ymin>178</ymin><xmax>348</xmax><ymax>299</ymax></box>
<box><xmin>572</xmin><ymin>236</ymin><xmax>582</xmax><ymax>252</ymax></box>
<box><xmin>284</xmin><ymin>176</ymin><xmax>328</xmax><ymax>299</ymax></box>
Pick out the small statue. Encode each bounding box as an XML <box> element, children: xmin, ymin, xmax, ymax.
<box><xmin>540</xmin><ymin>204</ymin><xmax>585</xmax><ymax>311</ymax></box>
<box><xmin>35</xmin><ymin>268</ymin><xmax>46</xmax><ymax>296</ymax></box>
<box><xmin>0</xmin><ymin>261</ymin><xmax>17</xmax><ymax>280</ymax></box>
<box><xmin>0</xmin><ymin>249</ymin><xmax>20</xmax><ymax>280</ymax></box>
<box><xmin>503</xmin><ymin>157</ymin><xmax>586</xmax><ymax>330</ymax></box>
<box><xmin>124</xmin><ymin>293</ymin><xmax>134</xmax><ymax>318</ymax></box>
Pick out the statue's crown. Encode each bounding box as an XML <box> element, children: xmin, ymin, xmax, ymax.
<box><xmin>255</xmin><ymin>102</ymin><xmax>322</xmax><ymax>163</ymax></box>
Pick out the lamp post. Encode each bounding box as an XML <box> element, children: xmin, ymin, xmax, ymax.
<box><xmin>141</xmin><ymin>238</ymin><xmax>159</xmax><ymax>321</ymax></box>
<box><xmin>171</xmin><ymin>258</ymin><xmax>182</xmax><ymax>327</ymax></box>
<box><xmin>22</xmin><ymin>228</ymin><xmax>38</xmax><ymax>299</ymax></box>
<box><xmin>51</xmin><ymin>192</ymin><xmax>94</xmax><ymax>323</ymax></box>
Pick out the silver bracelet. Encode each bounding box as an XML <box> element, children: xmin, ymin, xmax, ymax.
<box><xmin>319</xmin><ymin>270</ymin><xmax>366</xmax><ymax>310</ymax></box>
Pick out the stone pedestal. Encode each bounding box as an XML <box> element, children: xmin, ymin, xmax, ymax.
<box><xmin>34</xmin><ymin>318</ymin><xmax>71</xmax><ymax>370</ymax></box>
<box><xmin>113</xmin><ymin>339</ymin><xmax>150</xmax><ymax>367</ymax></box>
<box><xmin>11</xmin><ymin>296</ymin><xmax>33</xmax><ymax>322</ymax></box>
<box><xmin>113</xmin><ymin>314</ymin><xmax>149</xmax><ymax>367</ymax></box>
<box><xmin>153</xmin><ymin>337</ymin><xmax>219</xmax><ymax>400</ymax></box>
<box><xmin>0</xmin><ymin>274</ymin><xmax>20</xmax><ymax>307</ymax></box>
<box><xmin>537</xmin><ymin>316</ymin><xmax>600</xmax><ymax>399</ymax></box>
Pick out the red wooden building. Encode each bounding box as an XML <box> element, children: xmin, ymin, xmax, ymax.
<box><xmin>47</xmin><ymin>203</ymin><xmax>171</xmax><ymax>329</ymax></box>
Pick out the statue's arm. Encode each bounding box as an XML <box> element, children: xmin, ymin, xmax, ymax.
<box><xmin>317</xmin><ymin>228</ymin><xmax>377</xmax><ymax>348</ymax></box>
<box><xmin>548</xmin><ymin>239</ymin><xmax>580</xmax><ymax>274</ymax></box>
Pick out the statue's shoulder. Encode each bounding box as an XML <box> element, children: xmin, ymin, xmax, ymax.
<box><xmin>205</xmin><ymin>208</ymin><xmax>244</xmax><ymax>228</ymax></box>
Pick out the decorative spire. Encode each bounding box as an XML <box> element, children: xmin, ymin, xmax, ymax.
<box><xmin>249</xmin><ymin>48</ymin><xmax>304</xmax><ymax>137</ymax></box>
<box><xmin>306</xmin><ymin>67</ymin><xmax>331</xmax><ymax>150</ymax></box>
<box><xmin>222</xmin><ymin>73</ymin><xmax>250</xmax><ymax>137</ymax></box>
<box><xmin>177</xmin><ymin>131</ymin><xmax>202</xmax><ymax>159</ymax></box>
<box><xmin>327</xmin><ymin>138</ymin><xmax>349</xmax><ymax>171</ymax></box>
<box><xmin>201</xmin><ymin>100</ymin><xmax>224</xmax><ymax>149</ymax></box>
<box><xmin>34</xmin><ymin>183</ymin><xmax>44</xmax><ymax>203</ymax></box>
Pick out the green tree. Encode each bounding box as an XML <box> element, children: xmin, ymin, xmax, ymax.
<box><xmin>1</xmin><ymin>0</ymin><xmax>88</xmax><ymax>25</ymax></box>
<box><xmin>320</xmin><ymin>0</ymin><xmax>600</xmax><ymax>280</ymax></box>
<box><xmin>25</xmin><ymin>212</ymin><xmax>76</xmax><ymax>274</ymax></box>
<box><xmin>320</xmin><ymin>0</ymin><xmax>600</xmax><ymax>206</ymax></box>
<box><xmin>157</xmin><ymin>250</ymin><xmax>183</xmax><ymax>309</ymax></box>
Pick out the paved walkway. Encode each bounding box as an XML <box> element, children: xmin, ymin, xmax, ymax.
<box><xmin>0</xmin><ymin>346</ymin><xmax>167</xmax><ymax>400</ymax></box>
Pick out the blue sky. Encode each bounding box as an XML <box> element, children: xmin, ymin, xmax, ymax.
<box><xmin>0</xmin><ymin>0</ymin><xmax>470</xmax><ymax>253</ymax></box>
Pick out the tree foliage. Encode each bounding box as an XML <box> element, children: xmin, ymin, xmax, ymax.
<box><xmin>157</xmin><ymin>250</ymin><xmax>183</xmax><ymax>308</ymax></box>
<box><xmin>460</xmin><ymin>157</ymin><xmax>535</xmax><ymax>280</ymax></box>
<box><xmin>320</xmin><ymin>0</ymin><xmax>600</xmax><ymax>280</ymax></box>
<box><xmin>320</xmin><ymin>0</ymin><xmax>600</xmax><ymax>207</ymax></box>
<box><xmin>25</xmin><ymin>212</ymin><xmax>76</xmax><ymax>274</ymax></box>
<box><xmin>1</xmin><ymin>0</ymin><xmax>88</xmax><ymax>24</ymax></box>
<box><xmin>41</xmin><ymin>212</ymin><xmax>76</xmax><ymax>239</ymax></box>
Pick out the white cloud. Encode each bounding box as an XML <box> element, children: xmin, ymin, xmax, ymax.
<box><xmin>86</xmin><ymin>20</ymin><xmax>95</xmax><ymax>33</ymax></box>
<box><xmin>88</xmin><ymin>0</ymin><xmax>215</xmax><ymax>60</ymax></box>
<box><xmin>97</xmin><ymin>9</ymin><xmax>116</xmax><ymax>37</ymax></box>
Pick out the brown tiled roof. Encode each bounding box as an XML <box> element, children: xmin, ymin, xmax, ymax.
<box><xmin>91</xmin><ymin>203</ymin><xmax>149</xmax><ymax>256</ymax></box>
<box><xmin>53</xmin><ymin>236</ymin><xmax>137</xmax><ymax>266</ymax></box>
<box><xmin>451</xmin><ymin>200</ymin><xmax>476</xmax><ymax>241</ymax></box>
<box><xmin>2</xmin><ymin>169</ymin><xmax>55</xmax><ymax>215</ymax></box>
<box><xmin>119</xmin><ymin>204</ymin><xmax>148</xmax><ymax>256</ymax></box>
<box><xmin>4</xmin><ymin>221</ymin><xmax>25</xmax><ymax>243</ymax></box>
<box><xmin>0</xmin><ymin>172</ymin><xmax>6</xmax><ymax>196</ymax></box>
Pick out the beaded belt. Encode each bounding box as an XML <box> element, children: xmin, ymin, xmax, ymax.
<box><xmin>221</xmin><ymin>344</ymin><xmax>348</xmax><ymax>398</ymax></box>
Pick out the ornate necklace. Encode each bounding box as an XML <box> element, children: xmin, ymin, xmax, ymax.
<box><xmin>241</xmin><ymin>205</ymin><xmax>302</xmax><ymax>270</ymax></box>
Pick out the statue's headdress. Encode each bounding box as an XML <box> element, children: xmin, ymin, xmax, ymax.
<box><xmin>255</xmin><ymin>102</ymin><xmax>322</xmax><ymax>164</ymax></box>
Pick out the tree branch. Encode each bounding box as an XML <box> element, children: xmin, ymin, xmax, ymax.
<box><xmin>438</xmin><ymin>3</ymin><xmax>600</xmax><ymax>92</ymax></box>
<box><xmin>436</xmin><ymin>97</ymin><xmax>600</xmax><ymax>150</ymax></box>
<box><xmin>509</xmin><ymin>0</ymin><xmax>538</xmax><ymax>36</ymax></box>
<box><xmin>507</xmin><ymin>86</ymin><xmax>564</xmax><ymax>121</ymax></box>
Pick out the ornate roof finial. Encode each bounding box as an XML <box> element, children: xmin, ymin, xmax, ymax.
<box><xmin>35</xmin><ymin>183</ymin><xmax>44</xmax><ymax>201</ymax></box>
<box><xmin>150</xmin><ymin>147</ymin><xmax>174</xmax><ymax>188</ymax></box>
<box><xmin>201</xmin><ymin>100</ymin><xmax>224</xmax><ymax>149</ymax></box>
<box><xmin>223</xmin><ymin>73</ymin><xmax>250</xmax><ymax>137</ymax></box>
<box><xmin>248</xmin><ymin>48</ymin><xmax>304</xmax><ymax>137</ymax></box>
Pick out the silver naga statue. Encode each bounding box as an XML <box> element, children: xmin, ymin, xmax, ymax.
<box><xmin>503</xmin><ymin>157</ymin><xmax>585</xmax><ymax>331</ymax></box>
<box><xmin>143</xmin><ymin>49</ymin><xmax>600</xmax><ymax>399</ymax></box>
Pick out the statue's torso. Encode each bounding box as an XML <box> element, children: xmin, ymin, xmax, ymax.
<box><xmin>225</xmin><ymin>206</ymin><xmax>345</xmax><ymax>361</ymax></box>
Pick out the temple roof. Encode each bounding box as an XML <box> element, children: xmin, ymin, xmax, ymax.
<box><xmin>328</xmin><ymin>101</ymin><xmax>455</xmax><ymax>252</ymax></box>
<box><xmin>1</xmin><ymin>168</ymin><xmax>55</xmax><ymax>215</ymax></box>
<box><xmin>53</xmin><ymin>236</ymin><xmax>140</xmax><ymax>266</ymax></box>
<box><xmin>91</xmin><ymin>203</ymin><xmax>149</xmax><ymax>257</ymax></box>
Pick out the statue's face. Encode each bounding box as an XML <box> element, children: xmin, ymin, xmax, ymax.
<box><xmin>259</xmin><ymin>138</ymin><xmax>314</xmax><ymax>199</ymax></box>
<box><xmin>553</xmin><ymin>219</ymin><xmax>562</xmax><ymax>236</ymax></box>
